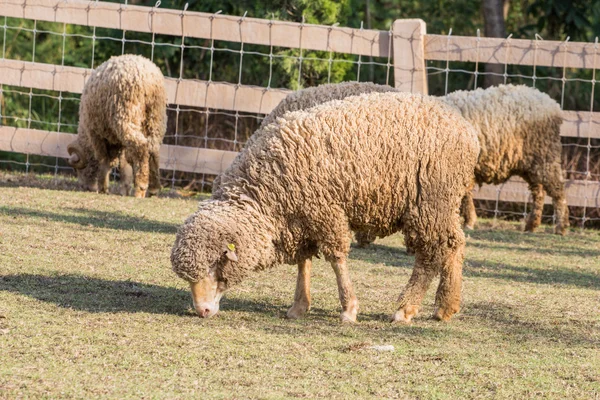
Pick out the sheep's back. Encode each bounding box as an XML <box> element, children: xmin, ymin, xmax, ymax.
<box><xmin>79</xmin><ymin>55</ymin><xmax>166</xmax><ymax>143</ymax></box>
<box><xmin>218</xmin><ymin>91</ymin><xmax>479</xmax><ymax>238</ymax></box>
<box><xmin>443</xmin><ymin>84</ymin><xmax>562</xmax><ymax>184</ymax></box>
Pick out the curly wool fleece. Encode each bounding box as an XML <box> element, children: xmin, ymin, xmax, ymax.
<box><xmin>68</xmin><ymin>54</ymin><xmax>167</xmax><ymax>197</ymax></box>
<box><xmin>212</xmin><ymin>82</ymin><xmax>396</xmax><ymax>196</ymax></box>
<box><xmin>172</xmin><ymin>91</ymin><xmax>479</xmax><ymax>320</ymax></box>
<box><xmin>441</xmin><ymin>84</ymin><xmax>568</xmax><ymax>233</ymax></box>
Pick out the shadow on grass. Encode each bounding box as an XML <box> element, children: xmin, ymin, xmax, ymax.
<box><xmin>0</xmin><ymin>273</ymin><xmax>439</xmax><ymax>337</ymax></box>
<box><xmin>462</xmin><ymin>301</ymin><xmax>600</xmax><ymax>347</ymax></box>
<box><xmin>0</xmin><ymin>274</ymin><xmax>191</xmax><ymax>315</ymax></box>
<box><xmin>349</xmin><ymin>243</ymin><xmax>413</xmax><ymax>269</ymax></box>
<box><xmin>0</xmin><ymin>273</ymin><xmax>346</xmax><ymax>322</ymax></box>
<box><xmin>464</xmin><ymin>259</ymin><xmax>600</xmax><ymax>290</ymax></box>
<box><xmin>0</xmin><ymin>206</ymin><xmax>178</xmax><ymax>234</ymax></box>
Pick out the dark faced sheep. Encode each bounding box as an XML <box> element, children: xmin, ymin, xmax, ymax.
<box><xmin>67</xmin><ymin>54</ymin><xmax>167</xmax><ymax>198</ymax></box>
<box><xmin>172</xmin><ymin>92</ymin><xmax>480</xmax><ymax>324</ymax></box>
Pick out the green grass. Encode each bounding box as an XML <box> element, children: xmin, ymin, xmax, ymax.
<box><xmin>1</xmin><ymin>174</ymin><xmax>599</xmax><ymax>399</ymax></box>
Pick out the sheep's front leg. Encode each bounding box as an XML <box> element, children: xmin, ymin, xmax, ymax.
<box><xmin>97</xmin><ymin>162</ymin><xmax>112</xmax><ymax>194</ymax></box>
<box><xmin>461</xmin><ymin>192</ymin><xmax>477</xmax><ymax>230</ymax></box>
<box><xmin>329</xmin><ymin>254</ymin><xmax>358</xmax><ymax>323</ymax></box>
<box><xmin>287</xmin><ymin>258</ymin><xmax>312</xmax><ymax>319</ymax></box>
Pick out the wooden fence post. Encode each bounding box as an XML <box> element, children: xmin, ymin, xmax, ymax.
<box><xmin>392</xmin><ymin>19</ymin><xmax>428</xmax><ymax>94</ymax></box>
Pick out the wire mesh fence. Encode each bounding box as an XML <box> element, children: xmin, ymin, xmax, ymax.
<box><xmin>423</xmin><ymin>31</ymin><xmax>600</xmax><ymax>228</ymax></box>
<box><xmin>0</xmin><ymin>0</ymin><xmax>599</xmax><ymax>228</ymax></box>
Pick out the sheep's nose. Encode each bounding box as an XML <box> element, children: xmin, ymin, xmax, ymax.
<box><xmin>198</xmin><ymin>308</ymin><xmax>211</xmax><ymax>318</ymax></box>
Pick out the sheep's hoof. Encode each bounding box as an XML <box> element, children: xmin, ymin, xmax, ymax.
<box><xmin>464</xmin><ymin>225</ymin><xmax>475</xmax><ymax>231</ymax></box>
<box><xmin>147</xmin><ymin>188</ymin><xmax>160</xmax><ymax>197</ymax></box>
<box><xmin>340</xmin><ymin>310</ymin><xmax>357</xmax><ymax>324</ymax></box>
<box><xmin>554</xmin><ymin>226</ymin><xmax>568</xmax><ymax>236</ymax></box>
<box><xmin>390</xmin><ymin>306</ymin><xmax>418</xmax><ymax>324</ymax></box>
<box><xmin>433</xmin><ymin>306</ymin><xmax>459</xmax><ymax>322</ymax></box>
<box><xmin>286</xmin><ymin>303</ymin><xmax>310</xmax><ymax>319</ymax></box>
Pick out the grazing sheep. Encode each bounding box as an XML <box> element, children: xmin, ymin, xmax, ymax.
<box><xmin>67</xmin><ymin>54</ymin><xmax>167</xmax><ymax>198</ymax></box>
<box><xmin>172</xmin><ymin>92</ymin><xmax>480</xmax><ymax>324</ymax></box>
<box><xmin>443</xmin><ymin>84</ymin><xmax>568</xmax><ymax>235</ymax></box>
<box><xmin>356</xmin><ymin>84</ymin><xmax>569</xmax><ymax>247</ymax></box>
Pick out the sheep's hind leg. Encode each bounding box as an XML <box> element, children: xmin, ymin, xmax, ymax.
<box><xmin>433</xmin><ymin>231</ymin><xmax>465</xmax><ymax>321</ymax></box>
<box><xmin>524</xmin><ymin>182</ymin><xmax>544</xmax><ymax>233</ymax></box>
<box><xmin>147</xmin><ymin>148</ymin><xmax>162</xmax><ymax>197</ymax></box>
<box><xmin>391</xmin><ymin>247</ymin><xmax>437</xmax><ymax>323</ymax></box>
<box><xmin>328</xmin><ymin>254</ymin><xmax>358</xmax><ymax>323</ymax></box>
<box><xmin>118</xmin><ymin>153</ymin><xmax>133</xmax><ymax>196</ymax></box>
<box><xmin>543</xmin><ymin>163</ymin><xmax>569</xmax><ymax>235</ymax></box>
<box><xmin>287</xmin><ymin>258</ymin><xmax>312</xmax><ymax>319</ymax></box>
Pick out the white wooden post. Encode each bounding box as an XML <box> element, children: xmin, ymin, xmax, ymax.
<box><xmin>392</xmin><ymin>19</ymin><xmax>428</xmax><ymax>94</ymax></box>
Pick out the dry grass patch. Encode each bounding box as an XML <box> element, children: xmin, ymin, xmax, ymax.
<box><xmin>1</xmin><ymin>176</ymin><xmax>599</xmax><ymax>399</ymax></box>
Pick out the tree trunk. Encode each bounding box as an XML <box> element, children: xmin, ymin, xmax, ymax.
<box><xmin>482</xmin><ymin>0</ymin><xmax>508</xmax><ymax>87</ymax></box>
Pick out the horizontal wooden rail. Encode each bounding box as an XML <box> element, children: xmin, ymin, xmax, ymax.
<box><xmin>1</xmin><ymin>59</ymin><xmax>598</xmax><ymax>139</ymax></box>
<box><xmin>0</xmin><ymin>0</ymin><xmax>391</xmax><ymax>58</ymax></box>
<box><xmin>0</xmin><ymin>58</ymin><xmax>290</xmax><ymax>114</ymax></box>
<box><xmin>473</xmin><ymin>177</ymin><xmax>600</xmax><ymax>209</ymax></box>
<box><xmin>424</xmin><ymin>34</ymin><xmax>600</xmax><ymax>70</ymax></box>
<box><xmin>0</xmin><ymin>126</ymin><xmax>238</xmax><ymax>175</ymax></box>
<box><xmin>1</xmin><ymin>126</ymin><xmax>599</xmax><ymax>207</ymax></box>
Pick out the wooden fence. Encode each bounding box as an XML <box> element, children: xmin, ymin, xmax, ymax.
<box><xmin>0</xmin><ymin>0</ymin><xmax>599</xmax><ymax>210</ymax></box>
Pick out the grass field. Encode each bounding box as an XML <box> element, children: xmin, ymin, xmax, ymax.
<box><xmin>1</xmin><ymin>174</ymin><xmax>599</xmax><ymax>399</ymax></box>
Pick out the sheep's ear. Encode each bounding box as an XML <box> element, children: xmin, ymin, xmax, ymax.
<box><xmin>224</xmin><ymin>243</ymin><xmax>238</xmax><ymax>262</ymax></box>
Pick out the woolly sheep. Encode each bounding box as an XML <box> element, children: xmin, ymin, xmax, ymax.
<box><xmin>67</xmin><ymin>54</ymin><xmax>167</xmax><ymax>198</ymax></box>
<box><xmin>171</xmin><ymin>92</ymin><xmax>480</xmax><ymax>323</ymax></box>
<box><xmin>444</xmin><ymin>84</ymin><xmax>568</xmax><ymax>234</ymax></box>
<box><xmin>356</xmin><ymin>84</ymin><xmax>569</xmax><ymax>246</ymax></box>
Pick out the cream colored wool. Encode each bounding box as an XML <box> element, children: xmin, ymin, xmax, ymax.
<box><xmin>356</xmin><ymin>84</ymin><xmax>569</xmax><ymax>245</ymax></box>
<box><xmin>441</xmin><ymin>84</ymin><xmax>568</xmax><ymax>234</ymax></box>
<box><xmin>212</xmin><ymin>82</ymin><xmax>396</xmax><ymax>195</ymax></box>
<box><xmin>67</xmin><ymin>54</ymin><xmax>167</xmax><ymax>198</ymax></box>
<box><xmin>172</xmin><ymin>92</ymin><xmax>480</xmax><ymax>323</ymax></box>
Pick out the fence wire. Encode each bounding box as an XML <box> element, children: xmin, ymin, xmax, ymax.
<box><xmin>0</xmin><ymin>3</ymin><xmax>599</xmax><ymax>228</ymax></box>
<box><xmin>426</xmin><ymin>30</ymin><xmax>600</xmax><ymax>228</ymax></box>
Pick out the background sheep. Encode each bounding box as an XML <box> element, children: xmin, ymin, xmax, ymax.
<box><xmin>172</xmin><ymin>92</ymin><xmax>480</xmax><ymax>324</ymax></box>
<box><xmin>67</xmin><ymin>54</ymin><xmax>167</xmax><ymax>198</ymax></box>
<box><xmin>356</xmin><ymin>84</ymin><xmax>569</xmax><ymax>246</ymax></box>
<box><xmin>443</xmin><ymin>85</ymin><xmax>568</xmax><ymax>235</ymax></box>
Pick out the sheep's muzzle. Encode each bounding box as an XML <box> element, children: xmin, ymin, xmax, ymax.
<box><xmin>189</xmin><ymin>277</ymin><xmax>221</xmax><ymax>318</ymax></box>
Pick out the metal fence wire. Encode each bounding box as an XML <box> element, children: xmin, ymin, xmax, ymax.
<box><xmin>0</xmin><ymin>0</ymin><xmax>599</xmax><ymax>227</ymax></box>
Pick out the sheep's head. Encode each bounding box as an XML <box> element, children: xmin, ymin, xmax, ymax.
<box><xmin>171</xmin><ymin>209</ymin><xmax>243</xmax><ymax>318</ymax></box>
<box><xmin>67</xmin><ymin>141</ymin><xmax>99</xmax><ymax>192</ymax></box>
